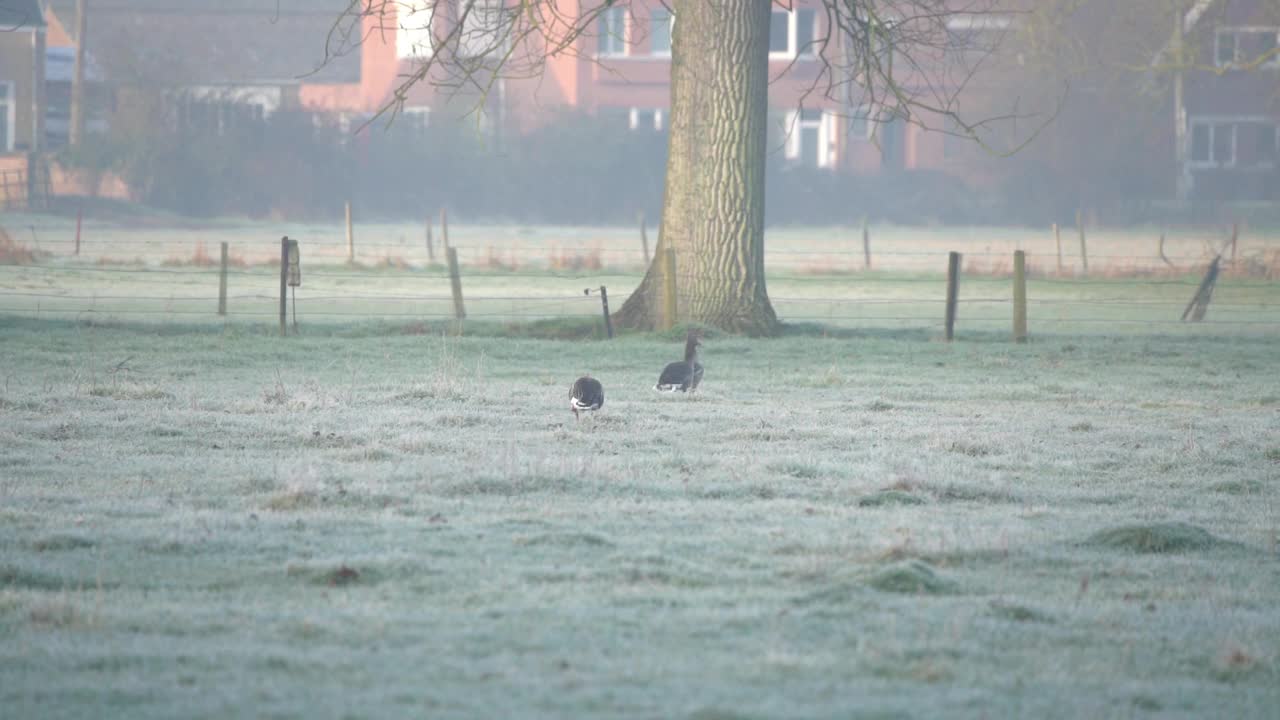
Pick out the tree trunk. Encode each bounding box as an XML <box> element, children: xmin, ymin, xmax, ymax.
<box><xmin>613</xmin><ymin>0</ymin><xmax>778</xmax><ymax>336</ymax></box>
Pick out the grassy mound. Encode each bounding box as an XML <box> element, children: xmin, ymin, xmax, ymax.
<box><xmin>858</xmin><ymin>490</ymin><xmax>926</xmax><ymax>507</ymax></box>
<box><xmin>1084</xmin><ymin>522</ymin><xmax>1228</xmax><ymax>553</ymax></box>
<box><xmin>867</xmin><ymin>561</ymin><xmax>955</xmax><ymax>595</ymax></box>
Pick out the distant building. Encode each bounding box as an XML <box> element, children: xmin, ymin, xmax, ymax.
<box><xmin>0</xmin><ymin>0</ymin><xmax>46</xmax><ymax>153</ymax></box>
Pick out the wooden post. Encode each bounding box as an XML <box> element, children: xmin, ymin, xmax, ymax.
<box><xmin>1053</xmin><ymin>223</ymin><xmax>1062</xmax><ymax>273</ymax></box>
<box><xmin>1158</xmin><ymin>232</ymin><xmax>1173</xmax><ymax>267</ymax></box>
<box><xmin>661</xmin><ymin>247</ymin><xmax>677</xmax><ymax>331</ymax></box>
<box><xmin>1182</xmin><ymin>257</ymin><xmax>1221</xmax><ymax>322</ymax></box>
<box><xmin>1076</xmin><ymin>209</ymin><xmax>1088</xmax><ymax>275</ymax></box>
<box><xmin>1229</xmin><ymin>222</ymin><xmax>1238</xmax><ymax>270</ymax></box>
<box><xmin>944</xmin><ymin>251</ymin><xmax>961</xmax><ymax>342</ymax></box>
<box><xmin>639</xmin><ymin>211</ymin><xmax>650</xmax><ymax>265</ymax></box>
<box><xmin>74</xmin><ymin>205</ymin><xmax>83</xmax><ymax>256</ymax></box>
<box><xmin>440</xmin><ymin>207</ymin><xmax>450</xmax><ymax>250</ymax></box>
<box><xmin>279</xmin><ymin>236</ymin><xmax>289</xmax><ymax>337</ymax></box>
<box><xmin>425</xmin><ymin>216</ymin><xmax>435</xmax><ymax>262</ymax></box>
<box><xmin>218</xmin><ymin>241</ymin><xmax>228</xmax><ymax>316</ymax></box>
<box><xmin>1012</xmin><ymin>250</ymin><xmax>1027</xmax><ymax>343</ymax></box>
<box><xmin>345</xmin><ymin>201</ymin><xmax>354</xmax><ymax>263</ymax></box>
<box><xmin>598</xmin><ymin>285</ymin><xmax>614</xmax><ymax>339</ymax></box>
<box><xmin>862</xmin><ymin>217</ymin><xmax>871</xmax><ymax>270</ymax></box>
<box><xmin>447</xmin><ymin>247</ymin><xmax>465</xmax><ymax>320</ymax></box>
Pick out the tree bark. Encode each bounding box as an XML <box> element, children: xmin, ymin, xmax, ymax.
<box><xmin>613</xmin><ymin>0</ymin><xmax>778</xmax><ymax>336</ymax></box>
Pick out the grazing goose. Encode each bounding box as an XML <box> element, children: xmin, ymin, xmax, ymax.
<box><xmin>570</xmin><ymin>376</ymin><xmax>604</xmax><ymax>419</ymax></box>
<box><xmin>655</xmin><ymin>330</ymin><xmax>704</xmax><ymax>392</ymax></box>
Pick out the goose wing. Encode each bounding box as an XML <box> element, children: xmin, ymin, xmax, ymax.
<box><xmin>570</xmin><ymin>376</ymin><xmax>604</xmax><ymax>410</ymax></box>
<box><xmin>656</xmin><ymin>361</ymin><xmax>693</xmax><ymax>391</ymax></box>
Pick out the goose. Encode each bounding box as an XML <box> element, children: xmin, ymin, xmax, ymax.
<box><xmin>570</xmin><ymin>376</ymin><xmax>604</xmax><ymax>419</ymax></box>
<box><xmin>655</xmin><ymin>329</ymin><xmax>704</xmax><ymax>392</ymax></box>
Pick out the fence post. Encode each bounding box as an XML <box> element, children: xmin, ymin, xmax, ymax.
<box><xmin>279</xmin><ymin>236</ymin><xmax>289</xmax><ymax>337</ymax></box>
<box><xmin>218</xmin><ymin>242</ymin><xmax>228</xmax><ymax>316</ymax></box>
<box><xmin>598</xmin><ymin>285</ymin><xmax>614</xmax><ymax>339</ymax></box>
<box><xmin>1053</xmin><ymin>223</ymin><xmax>1062</xmax><ymax>273</ymax></box>
<box><xmin>661</xmin><ymin>247</ymin><xmax>677</xmax><ymax>331</ymax></box>
<box><xmin>1076</xmin><ymin>209</ymin><xmax>1088</xmax><ymax>275</ymax></box>
<box><xmin>1012</xmin><ymin>250</ymin><xmax>1027</xmax><ymax>343</ymax></box>
<box><xmin>440</xmin><ymin>207</ymin><xmax>450</xmax><ymax>250</ymax></box>
<box><xmin>944</xmin><ymin>251</ymin><xmax>961</xmax><ymax>342</ymax></box>
<box><xmin>345</xmin><ymin>201</ymin><xmax>354</xmax><ymax>263</ymax></box>
<box><xmin>447</xmin><ymin>247</ymin><xmax>466</xmax><ymax>320</ymax></box>
<box><xmin>425</xmin><ymin>216</ymin><xmax>435</xmax><ymax>262</ymax></box>
<box><xmin>639</xmin><ymin>211</ymin><xmax>650</xmax><ymax>265</ymax></box>
<box><xmin>75</xmin><ymin>204</ymin><xmax>83</xmax><ymax>256</ymax></box>
<box><xmin>862</xmin><ymin>217</ymin><xmax>871</xmax><ymax>270</ymax></box>
<box><xmin>1229</xmin><ymin>222</ymin><xmax>1238</xmax><ymax>270</ymax></box>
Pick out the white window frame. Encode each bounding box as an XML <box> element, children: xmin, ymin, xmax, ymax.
<box><xmin>397</xmin><ymin>1</ymin><xmax>436</xmax><ymax>59</ymax></box>
<box><xmin>1214</xmin><ymin>26</ymin><xmax>1280</xmax><ymax>69</ymax></box>
<box><xmin>769</xmin><ymin>9</ymin><xmax>796</xmax><ymax>59</ymax></box>
<box><xmin>651</xmin><ymin>8</ymin><xmax>673</xmax><ymax>57</ymax></box>
<box><xmin>770</xmin><ymin>9</ymin><xmax>819</xmax><ymax>61</ymax></box>
<box><xmin>0</xmin><ymin>81</ymin><xmax>14</xmax><ymax>152</ymax></box>
<box><xmin>402</xmin><ymin>106</ymin><xmax>431</xmax><ymax>134</ymax></box>
<box><xmin>1188</xmin><ymin>117</ymin><xmax>1241</xmax><ymax>169</ymax></box>
<box><xmin>784</xmin><ymin>108</ymin><xmax>836</xmax><ymax>168</ymax></box>
<box><xmin>848</xmin><ymin>104</ymin><xmax>875</xmax><ymax>142</ymax></box>
<box><xmin>628</xmin><ymin>107</ymin><xmax>664</xmax><ymax>131</ymax></box>
<box><xmin>457</xmin><ymin>0</ymin><xmax>507</xmax><ymax>59</ymax></box>
<box><xmin>597</xmin><ymin>7</ymin><xmax>629</xmax><ymax>58</ymax></box>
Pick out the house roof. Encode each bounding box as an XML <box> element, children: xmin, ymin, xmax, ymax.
<box><xmin>45</xmin><ymin>0</ymin><xmax>359</xmax><ymax>86</ymax></box>
<box><xmin>1</xmin><ymin>0</ymin><xmax>46</xmax><ymax>30</ymax></box>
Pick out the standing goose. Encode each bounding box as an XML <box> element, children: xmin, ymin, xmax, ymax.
<box><xmin>655</xmin><ymin>330</ymin><xmax>704</xmax><ymax>392</ymax></box>
<box><xmin>570</xmin><ymin>376</ymin><xmax>604</xmax><ymax>419</ymax></box>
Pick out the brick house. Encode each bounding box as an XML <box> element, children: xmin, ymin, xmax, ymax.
<box><xmin>297</xmin><ymin>1</ymin><xmax>918</xmax><ymax>174</ymax></box>
<box><xmin>1178</xmin><ymin>0</ymin><xmax>1280</xmax><ymax>202</ymax></box>
<box><xmin>0</xmin><ymin>0</ymin><xmax>46</xmax><ymax>208</ymax></box>
<box><xmin>43</xmin><ymin>0</ymin><xmax>358</xmax><ymax>141</ymax></box>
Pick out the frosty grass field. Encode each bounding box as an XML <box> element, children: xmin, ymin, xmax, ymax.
<box><xmin>1</xmin><ymin>217</ymin><xmax>1278</xmax><ymax>718</ymax></box>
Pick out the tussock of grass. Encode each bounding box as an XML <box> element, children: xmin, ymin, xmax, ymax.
<box><xmin>518</xmin><ymin>532</ymin><xmax>615</xmax><ymax>549</ymax></box>
<box><xmin>767</xmin><ymin>461</ymin><xmax>822</xmax><ymax>479</ymax></box>
<box><xmin>28</xmin><ymin>534</ymin><xmax>96</xmax><ymax>552</ymax></box>
<box><xmin>988</xmin><ymin>599</ymin><xmax>1054</xmax><ymax>624</ymax></box>
<box><xmin>88</xmin><ymin>384</ymin><xmax>172</xmax><ymax>401</ymax></box>
<box><xmin>1265</xmin><ymin>448</ymin><xmax>1280</xmax><ymax>463</ymax></box>
<box><xmin>0</xmin><ymin>565</ymin><xmax>71</xmax><ymax>591</ymax></box>
<box><xmin>1210</xmin><ymin>479</ymin><xmax>1264</xmax><ymax>495</ymax></box>
<box><xmin>858</xmin><ymin>490</ymin><xmax>926</xmax><ymax>507</ymax></box>
<box><xmin>1084</xmin><ymin>522</ymin><xmax>1230</xmax><ymax>553</ymax></box>
<box><xmin>945</xmin><ymin>440</ymin><xmax>995</xmax><ymax>457</ymax></box>
<box><xmin>1210</xmin><ymin>645</ymin><xmax>1271</xmax><ymax>684</ymax></box>
<box><xmin>867</xmin><ymin>561</ymin><xmax>955</xmax><ymax>595</ymax></box>
<box><xmin>29</xmin><ymin>598</ymin><xmax>81</xmax><ymax>627</ymax></box>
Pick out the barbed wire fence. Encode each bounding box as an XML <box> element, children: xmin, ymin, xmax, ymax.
<box><xmin>2</xmin><ymin>227</ymin><xmax>1279</xmax><ymax>336</ymax></box>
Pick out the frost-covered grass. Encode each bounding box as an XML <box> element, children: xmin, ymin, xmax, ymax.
<box><xmin>1</xmin><ymin>318</ymin><xmax>1278</xmax><ymax>718</ymax></box>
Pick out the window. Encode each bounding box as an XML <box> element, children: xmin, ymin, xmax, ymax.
<box><xmin>0</xmin><ymin>82</ymin><xmax>12</xmax><ymax>152</ymax></box>
<box><xmin>770</xmin><ymin>11</ymin><xmax>790</xmax><ymax>55</ymax></box>
<box><xmin>784</xmin><ymin>108</ymin><xmax>835</xmax><ymax>168</ymax></box>
<box><xmin>598</xmin><ymin>7</ymin><xmax>627</xmax><ymax>57</ymax></box>
<box><xmin>1214</xmin><ymin>27</ymin><xmax>1280</xmax><ymax>68</ymax></box>
<box><xmin>796</xmin><ymin>9</ymin><xmax>817</xmax><ymax>58</ymax></box>
<box><xmin>397</xmin><ymin>1</ymin><xmax>435</xmax><ymax>59</ymax></box>
<box><xmin>1190</xmin><ymin>120</ymin><xmax>1238</xmax><ymax>167</ymax></box>
<box><xmin>771</xmin><ymin>9</ymin><xmax>819</xmax><ymax>60</ymax></box>
<box><xmin>848</xmin><ymin>105</ymin><xmax>875</xmax><ymax>142</ymax></box>
<box><xmin>628</xmin><ymin>108</ymin><xmax>664</xmax><ymax>132</ymax></box>
<box><xmin>458</xmin><ymin>0</ymin><xmax>507</xmax><ymax>58</ymax></box>
<box><xmin>651</xmin><ymin>9</ymin><xmax>672</xmax><ymax>56</ymax></box>
<box><xmin>401</xmin><ymin>106</ymin><xmax>431</xmax><ymax>136</ymax></box>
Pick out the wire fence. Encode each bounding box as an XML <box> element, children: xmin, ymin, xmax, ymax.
<box><xmin>2</xmin><ymin>247</ymin><xmax>1278</xmax><ymax>335</ymax></box>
